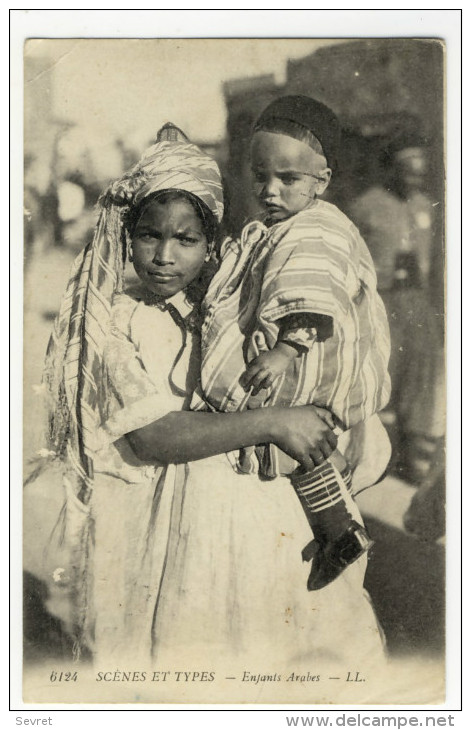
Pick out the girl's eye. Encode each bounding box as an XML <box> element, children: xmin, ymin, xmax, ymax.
<box><xmin>176</xmin><ymin>235</ymin><xmax>200</xmax><ymax>247</ymax></box>
<box><xmin>136</xmin><ymin>231</ymin><xmax>157</xmax><ymax>242</ymax></box>
<box><xmin>253</xmin><ymin>172</ymin><xmax>266</xmax><ymax>184</ymax></box>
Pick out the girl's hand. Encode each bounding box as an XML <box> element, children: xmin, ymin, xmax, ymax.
<box><xmin>240</xmin><ymin>342</ymin><xmax>298</xmax><ymax>395</ymax></box>
<box><xmin>311</xmin><ymin>406</ymin><xmax>337</xmax><ymax>431</ymax></box>
<box><xmin>271</xmin><ymin>406</ymin><xmax>338</xmax><ymax>471</ymax></box>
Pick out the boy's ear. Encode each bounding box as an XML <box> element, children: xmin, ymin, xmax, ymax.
<box><xmin>315</xmin><ymin>167</ymin><xmax>332</xmax><ymax>196</ymax></box>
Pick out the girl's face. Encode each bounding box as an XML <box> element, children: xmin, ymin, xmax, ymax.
<box><xmin>250</xmin><ymin>130</ymin><xmax>331</xmax><ymax>223</ymax></box>
<box><xmin>131</xmin><ymin>197</ymin><xmax>209</xmax><ymax>299</ymax></box>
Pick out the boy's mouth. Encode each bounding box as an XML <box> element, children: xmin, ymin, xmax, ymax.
<box><xmin>263</xmin><ymin>202</ymin><xmax>284</xmax><ymax>212</ymax></box>
<box><xmin>263</xmin><ymin>203</ymin><xmax>288</xmax><ymax>220</ymax></box>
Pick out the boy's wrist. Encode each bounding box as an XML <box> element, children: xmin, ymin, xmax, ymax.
<box><xmin>276</xmin><ymin>339</ymin><xmax>305</xmax><ymax>358</ymax></box>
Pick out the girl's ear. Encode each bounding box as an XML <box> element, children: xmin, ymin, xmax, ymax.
<box><xmin>204</xmin><ymin>239</ymin><xmax>215</xmax><ymax>263</ymax></box>
<box><xmin>315</xmin><ymin>167</ymin><xmax>332</xmax><ymax>196</ymax></box>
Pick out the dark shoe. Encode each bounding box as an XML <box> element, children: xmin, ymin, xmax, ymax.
<box><xmin>301</xmin><ymin>539</ymin><xmax>319</xmax><ymax>563</ymax></box>
<box><xmin>304</xmin><ymin>522</ymin><xmax>374</xmax><ymax>591</ymax></box>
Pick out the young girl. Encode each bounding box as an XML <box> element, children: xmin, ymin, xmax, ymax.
<box><xmin>43</xmin><ymin>124</ymin><xmax>385</xmax><ymax>683</ymax></box>
<box><xmin>194</xmin><ymin>96</ymin><xmax>392</xmax><ymax>591</ymax></box>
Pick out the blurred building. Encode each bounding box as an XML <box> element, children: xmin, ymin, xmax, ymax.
<box><xmin>286</xmin><ymin>39</ymin><xmax>443</xmax><ymax>139</ymax></box>
<box><xmin>24</xmin><ymin>55</ymin><xmax>57</xmax><ymax>193</ymax></box>
<box><xmin>223</xmin><ymin>74</ymin><xmax>283</xmax><ymax>232</ymax></box>
<box><xmin>223</xmin><ymin>39</ymin><xmax>444</xmax><ymax>297</ymax></box>
<box><xmin>287</xmin><ymin>40</ymin><xmax>444</xmax><ymax>216</ymax></box>
<box><xmin>24</xmin><ymin>55</ymin><xmax>63</xmax><ymax>258</ymax></box>
<box><xmin>25</xmin><ymin>53</ymin><xmax>133</xmax><ymax>254</ymax></box>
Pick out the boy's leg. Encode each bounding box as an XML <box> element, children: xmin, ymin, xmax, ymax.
<box><xmin>290</xmin><ymin>457</ymin><xmax>373</xmax><ymax>591</ymax></box>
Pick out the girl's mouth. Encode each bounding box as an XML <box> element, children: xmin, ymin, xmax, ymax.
<box><xmin>148</xmin><ymin>272</ymin><xmax>178</xmax><ymax>282</ymax></box>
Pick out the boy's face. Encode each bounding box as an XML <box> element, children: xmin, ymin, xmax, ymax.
<box><xmin>393</xmin><ymin>146</ymin><xmax>427</xmax><ymax>193</ymax></box>
<box><xmin>131</xmin><ymin>197</ymin><xmax>208</xmax><ymax>298</ymax></box>
<box><xmin>250</xmin><ymin>131</ymin><xmax>331</xmax><ymax>223</ymax></box>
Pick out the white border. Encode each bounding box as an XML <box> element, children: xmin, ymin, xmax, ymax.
<box><xmin>8</xmin><ymin>7</ymin><xmax>463</xmax><ymax>727</ymax></box>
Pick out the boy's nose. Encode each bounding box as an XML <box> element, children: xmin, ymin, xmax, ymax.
<box><xmin>262</xmin><ymin>177</ymin><xmax>279</xmax><ymax>198</ymax></box>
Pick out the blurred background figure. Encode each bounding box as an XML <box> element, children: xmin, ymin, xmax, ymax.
<box><xmin>349</xmin><ymin>133</ymin><xmax>434</xmax><ymax>293</ymax></box>
<box><xmin>24</xmin><ymin>153</ymin><xmax>45</xmax><ymax>266</ymax></box>
<box><xmin>349</xmin><ymin>132</ymin><xmax>445</xmax><ymax>491</ymax></box>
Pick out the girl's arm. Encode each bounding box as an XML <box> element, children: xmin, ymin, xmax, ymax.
<box><xmin>126</xmin><ymin>405</ymin><xmax>338</xmax><ymax>472</ymax></box>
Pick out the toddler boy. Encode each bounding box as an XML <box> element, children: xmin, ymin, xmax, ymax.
<box><xmin>194</xmin><ymin>96</ymin><xmax>391</xmax><ymax>589</ymax></box>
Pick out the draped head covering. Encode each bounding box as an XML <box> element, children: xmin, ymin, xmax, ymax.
<box><xmin>107</xmin><ymin>123</ymin><xmax>224</xmax><ymax>222</ymax></box>
<box><xmin>43</xmin><ymin>124</ymin><xmax>224</xmax><ymax>503</ymax></box>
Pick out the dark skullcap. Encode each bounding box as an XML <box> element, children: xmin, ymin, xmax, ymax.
<box><xmin>255</xmin><ymin>95</ymin><xmax>341</xmax><ymax>171</ymax></box>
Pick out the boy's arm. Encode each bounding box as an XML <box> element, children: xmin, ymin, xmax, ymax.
<box><xmin>240</xmin><ymin>312</ymin><xmax>333</xmax><ymax>395</ymax></box>
<box><xmin>239</xmin><ymin>341</ymin><xmax>300</xmax><ymax>395</ymax></box>
<box><xmin>240</xmin><ymin>217</ymin><xmax>350</xmax><ymax>396</ymax></box>
<box><xmin>259</xmin><ymin>221</ymin><xmax>351</xmax><ymax>327</ymax></box>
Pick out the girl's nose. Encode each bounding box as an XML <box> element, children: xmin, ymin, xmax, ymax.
<box><xmin>153</xmin><ymin>238</ymin><xmax>175</xmax><ymax>264</ymax></box>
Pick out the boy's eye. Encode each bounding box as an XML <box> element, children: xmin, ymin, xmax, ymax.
<box><xmin>252</xmin><ymin>171</ymin><xmax>267</xmax><ymax>184</ymax></box>
<box><xmin>279</xmin><ymin>174</ymin><xmax>300</xmax><ymax>185</ymax></box>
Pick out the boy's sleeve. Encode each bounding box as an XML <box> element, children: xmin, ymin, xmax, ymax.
<box><xmin>203</xmin><ymin>235</ymin><xmax>241</xmax><ymax>306</ymax></box>
<box><xmin>277</xmin><ymin>312</ymin><xmax>333</xmax><ymax>352</ymax></box>
<box><xmin>258</xmin><ymin>222</ymin><xmax>352</xmax><ymax>328</ymax></box>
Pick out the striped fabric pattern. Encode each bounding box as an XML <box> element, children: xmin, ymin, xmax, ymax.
<box><xmin>196</xmin><ymin>202</ymin><xmax>391</xmax><ymax>476</ymax></box>
<box><xmin>110</xmin><ymin>141</ymin><xmax>224</xmax><ymax>223</ymax></box>
<box><xmin>43</xmin><ymin>208</ymin><xmax>124</xmax><ymax>499</ymax></box>
<box><xmin>43</xmin><ymin>131</ymin><xmax>224</xmax><ymax>502</ymax></box>
<box><xmin>291</xmin><ymin>463</ymin><xmax>353</xmax><ymax>513</ymax></box>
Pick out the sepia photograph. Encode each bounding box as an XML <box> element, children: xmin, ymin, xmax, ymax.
<box><xmin>16</xmin><ymin>14</ymin><xmax>457</xmax><ymax>710</ymax></box>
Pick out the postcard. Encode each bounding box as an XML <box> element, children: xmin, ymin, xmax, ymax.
<box><xmin>12</xmin><ymin>11</ymin><xmax>460</xmax><ymax>716</ymax></box>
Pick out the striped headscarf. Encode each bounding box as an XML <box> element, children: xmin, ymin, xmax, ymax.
<box><xmin>43</xmin><ymin>124</ymin><xmax>223</xmax><ymax>502</ymax></box>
